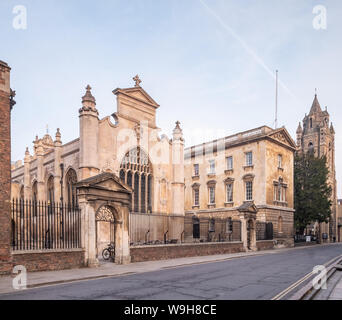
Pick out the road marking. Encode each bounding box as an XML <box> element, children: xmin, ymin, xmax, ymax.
<box><xmin>272</xmin><ymin>254</ymin><xmax>342</xmax><ymax>300</ymax></box>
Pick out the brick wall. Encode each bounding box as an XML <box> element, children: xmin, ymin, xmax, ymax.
<box><xmin>0</xmin><ymin>61</ymin><xmax>12</xmax><ymax>274</ymax></box>
<box><xmin>130</xmin><ymin>241</ymin><xmax>244</xmax><ymax>263</ymax></box>
<box><xmin>256</xmin><ymin>240</ymin><xmax>275</xmax><ymax>251</ymax></box>
<box><xmin>12</xmin><ymin>249</ymin><xmax>85</xmax><ymax>272</ymax></box>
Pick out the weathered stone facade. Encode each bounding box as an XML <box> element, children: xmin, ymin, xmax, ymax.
<box><xmin>296</xmin><ymin>94</ymin><xmax>337</xmax><ymax>241</ymax></box>
<box><xmin>184</xmin><ymin>126</ymin><xmax>296</xmax><ymax>249</ymax></box>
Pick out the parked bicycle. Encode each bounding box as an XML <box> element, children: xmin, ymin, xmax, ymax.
<box><xmin>102</xmin><ymin>242</ymin><xmax>115</xmax><ymax>261</ymax></box>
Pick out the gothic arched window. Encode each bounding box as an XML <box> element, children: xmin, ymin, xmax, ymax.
<box><xmin>47</xmin><ymin>176</ymin><xmax>54</xmax><ymax>204</ymax></box>
<box><xmin>19</xmin><ymin>185</ymin><xmax>24</xmax><ymax>200</ymax></box>
<box><xmin>66</xmin><ymin>168</ymin><xmax>77</xmax><ymax>207</ymax></box>
<box><xmin>32</xmin><ymin>181</ymin><xmax>37</xmax><ymax>202</ymax></box>
<box><xmin>120</xmin><ymin>147</ymin><xmax>153</xmax><ymax>213</ymax></box>
<box><xmin>308</xmin><ymin>142</ymin><xmax>314</xmax><ymax>155</ymax></box>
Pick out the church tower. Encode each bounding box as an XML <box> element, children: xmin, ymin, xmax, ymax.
<box><xmin>297</xmin><ymin>93</ymin><xmax>337</xmax><ymax>241</ymax></box>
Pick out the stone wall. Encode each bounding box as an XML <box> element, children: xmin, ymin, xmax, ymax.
<box><xmin>256</xmin><ymin>240</ymin><xmax>275</xmax><ymax>251</ymax></box>
<box><xmin>12</xmin><ymin>249</ymin><xmax>85</xmax><ymax>272</ymax></box>
<box><xmin>130</xmin><ymin>241</ymin><xmax>244</xmax><ymax>262</ymax></box>
<box><xmin>0</xmin><ymin>61</ymin><xmax>12</xmax><ymax>274</ymax></box>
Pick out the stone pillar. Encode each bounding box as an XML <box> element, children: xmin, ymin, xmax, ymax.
<box><xmin>36</xmin><ymin>143</ymin><xmax>45</xmax><ymax>201</ymax></box>
<box><xmin>54</xmin><ymin>128</ymin><xmax>62</xmax><ymax>202</ymax></box>
<box><xmin>0</xmin><ymin>60</ymin><xmax>13</xmax><ymax>274</ymax></box>
<box><xmin>114</xmin><ymin>205</ymin><xmax>131</xmax><ymax>264</ymax></box>
<box><xmin>79</xmin><ymin>85</ymin><xmax>99</xmax><ymax>180</ymax></box>
<box><xmin>23</xmin><ymin>147</ymin><xmax>31</xmax><ymax>199</ymax></box>
<box><xmin>78</xmin><ymin>198</ymin><xmax>98</xmax><ymax>267</ymax></box>
<box><xmin>171</xmin><ymin>121</ymin><xmax>185</xmax><ymax>216</ymax></box>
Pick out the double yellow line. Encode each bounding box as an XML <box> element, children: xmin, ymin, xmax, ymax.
<box><xmin>272</xmin><ymin>254</ymin><xmax>342</xmax><ymax>300</ymax></box>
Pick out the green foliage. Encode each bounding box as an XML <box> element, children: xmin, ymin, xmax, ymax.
<box><xmin>294</xmin><ymin>152</ymin><xmax>332</xmax><ymax>234</ymax></box>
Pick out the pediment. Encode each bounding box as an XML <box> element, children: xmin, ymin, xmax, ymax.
<box><xmin>113</xmin><ymin>86</ymin><xmax>159</xmax><ymax>108</ymax></box>
<box><xmin>268</xmin><ymin>128</ymin><xmax>296</xmax><ymax>149</ymax></box>
<box><xmin>238</xmin><ymin>201</ymin><xmax>258</xmax><ymax>213</ymax></box>
<box><xmin>76</xmin><ymin>172</ymin><xmax>132</xmax><ymax>194</ymax></box>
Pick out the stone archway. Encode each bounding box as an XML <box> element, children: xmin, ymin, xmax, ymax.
<box><xmin>96</xmin><ymin>206</ymin><xmax>115</xmax><ymax>260</ymax></box>
<box><xmin>76</xmin><ymin>172</ymin><xmax>132</xmax><ymax>266</ymax></box>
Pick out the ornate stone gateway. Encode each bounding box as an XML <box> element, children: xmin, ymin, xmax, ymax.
<box><xmin>76</xmin><ymin>172</ymin><xmax>132</xmax><ymax>266</ymax></box>
<box><xmin>238</xmin><ymin>202</ymin><xmax>257</xmax><ymax>251</ymax></box>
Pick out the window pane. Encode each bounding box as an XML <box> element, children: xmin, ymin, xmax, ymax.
<box><xmin>246</xmin><ymin>152</ymin><xmax>253</xmax><ymax>166</ymax></box>
<box><xmin>209</xmin><ymin>187</ymin><xmax>215</xmax><ymax>204</ymax></box>
<box><xmin>246</xmin><ymin>181</ymin><xmax>253</xmax><ymax>201</ymax></box>
<box><xmin>226</xmin><ymin>184</ymin><xmax>233</xmax><ymax>202</ymax></box>
<box><xmin>194</xmin><ymin>164</ymin><xmax>199</xmax><ymax>176</ymax></box>
<box><xmin>227</xmin><ymin>156</ymin><xmax>233</xmax><ymax>170</ymax></box>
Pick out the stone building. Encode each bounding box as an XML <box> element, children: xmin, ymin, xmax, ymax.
<box><xmin>10</xmin><ymin>73</ymin><xmax>298</xmax><ymax>265</ymax></box>
<box><xmin>296</xmin><ymin>94</ymin><xmax>337</xmax><ymax>241</ymax></box>
<box><xmin>11</xmin><ymin>76</ymin><xmax>185</xmax><ymax>264</ymax></box>
<box><xmin>184</xmin><ymin>126</ymin><xmax>296</xmax><ymax>249</ymax></box>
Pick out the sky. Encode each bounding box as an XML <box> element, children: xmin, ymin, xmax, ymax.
<box><xmin>1</xmin><ymin>0</ymin><xmax>341</xmax><ymax>196</ymax></box>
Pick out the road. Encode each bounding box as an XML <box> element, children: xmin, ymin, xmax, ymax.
<box><xmin>1</xmin><ymin>244</ymin><xmax>342</xmax><ymax>300</ymax></box>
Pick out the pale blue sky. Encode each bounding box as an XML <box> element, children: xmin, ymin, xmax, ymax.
<box><xmin>1</xmin><ymin>0</ymin><xmax>341</xmax><ymax>196</ymax></box>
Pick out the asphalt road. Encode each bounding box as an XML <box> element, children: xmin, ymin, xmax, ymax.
<box><xmin>1</xmin><ymin>244</ymin><xmax>342</xmax><ymax>300</ymax></box>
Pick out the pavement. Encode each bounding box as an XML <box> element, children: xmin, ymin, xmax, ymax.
<box><xmin>1</xmin><ymin>243</ymin><xmax>342</xmax><ymax>299</ymax></box>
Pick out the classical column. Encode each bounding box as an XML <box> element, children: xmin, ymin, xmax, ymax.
<box><xmin>239</xmin><ymin>214</ymin><xmax>248</xmax><ymax>251</ymax></box>
<box><xmin>114</xmin><ymin>205</ymin><xmax>131</xmax><ymax>264</ymax></box>
<box><xmin>171</xmin><ymin>121</ymin><xmax>185</xmax><ymax>216</ymax></box>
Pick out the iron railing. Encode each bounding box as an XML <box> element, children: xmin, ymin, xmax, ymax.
<box><xmin>11</xmin><ymin>199</ymin><xmax>81</xmax><ymax>251</ymax></box>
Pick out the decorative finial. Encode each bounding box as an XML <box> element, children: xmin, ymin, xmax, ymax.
<box><xmin>133</xmin><ymin>75</ymin><xmax>142</xmax><ymax>87</ymax></box>
<box><xmin>25</xmin><ymin>147</ymin><xmax>29</xmax><ymax>154</ymax></box>
<box><xmin>175</xmin><ymin>121</ymin><xmax>181</xmax><ymax>129</ymax></box>
<box><xmin>81</xmin><ymin>84</ymin><xmax>96</xmax><ymax>108</ymax></box>
<box><xmin>46</xmin><ymin>124</ymin><xmax>49</xmax><ymax>134</ymax></box>
<box><xmin>315</xmin><ymin>88</ymin><xmax>317</xmax><ymax>96</ymax></box>
<box><xmin>56</xmin><ymin>128</ymin><xmax>61</xmax><ymax>138</ymax></box>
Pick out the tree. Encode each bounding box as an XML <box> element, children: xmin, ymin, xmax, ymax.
<box><xmin>294</xmin><ymin>152</ymin><xmax>332</xmax><ymax>235</ymax></box>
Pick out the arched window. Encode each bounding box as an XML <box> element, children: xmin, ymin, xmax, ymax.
<box><xmin>32</xmin><ymin>181</ymin><xmax>37</xmax><ymax>202</ymax></box>
<box><xmin>308</xmin><ymin>142</ymin><xmax>314</xmax><ymax>155</ymax></box>
<box><xmin>141</xmin><ymin>174</ymin><xmax>146</xmax><ymax>213</ymax></box>
<box><xmin>134</xmin><ymin>172</ymin><xmax>139</xmax><ymax>212</ymax></box>
<box><xmin>47</xmin><ymin>176</ymin><xmax>54</xmax><ymax>204</ymax></box>
<box><xmin>65</xmin><ymin>168</ymin><xmax>77</xmax><ymax>207</ymax></box>
<box><xmin>19</xmin><ymin>185</ymin><xmax>24</xmax><ymax>200</ymax></box>
<box><xmin>310</xmin><ymin>118</ymin><xmax>313</xmax><ymax>128</ymax></box>
<box><xmin>32</xmin><ymin>181</ymin><xmax>38</xmax><ymax>216</ymax></box>
<box><xmin>120</xmin><ymin>147</ymin><xmax>153</xmax><ymax>213</ymax></box>
<box><xmin>119</xmin><ymin>169</ymin><xmax>125</xmax><ymax>182</ymax></box>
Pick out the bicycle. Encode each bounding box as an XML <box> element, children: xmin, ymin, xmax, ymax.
<box><xmin>102</xmin><ymin>242</ymin><xmax>115</xmax><ymax>261</ymax></box>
